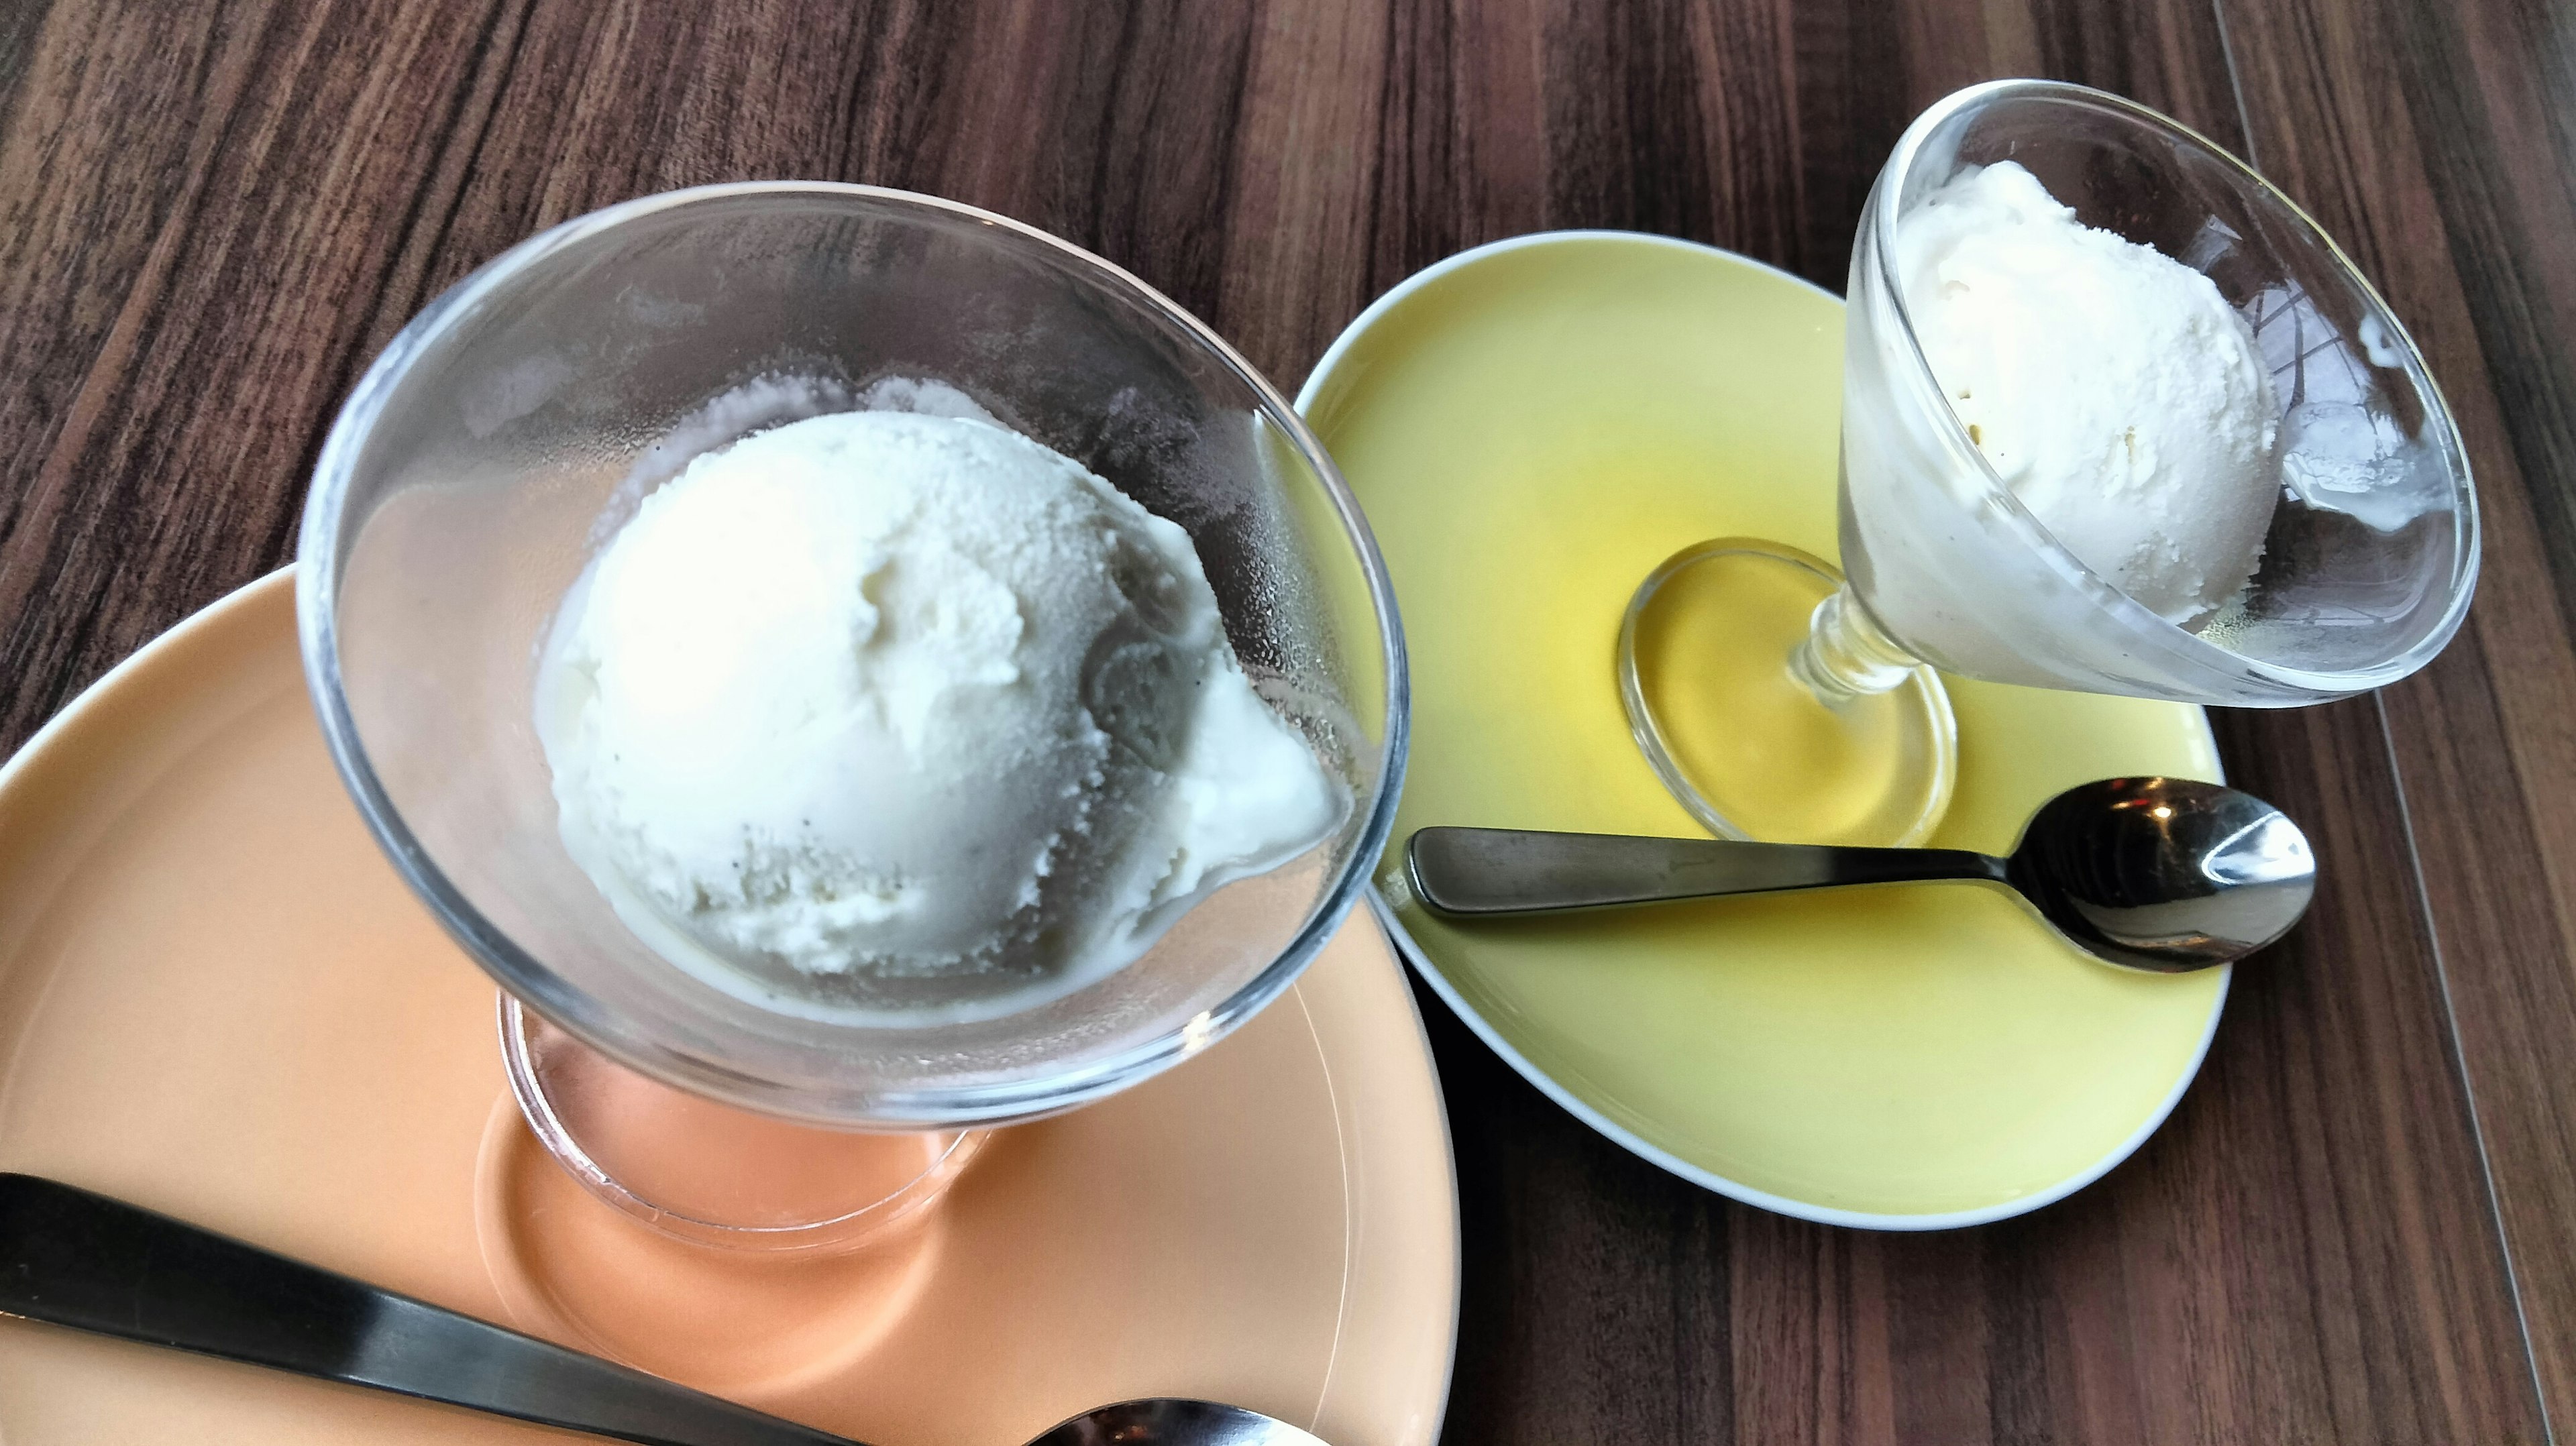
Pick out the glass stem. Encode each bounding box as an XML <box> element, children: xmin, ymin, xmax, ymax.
<box><xmin>1789</xmin><ymin>583</ymin><xmax>1921</xmax><ymax>703</ymax></box>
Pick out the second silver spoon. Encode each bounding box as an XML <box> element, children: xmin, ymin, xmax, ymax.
<box><xmin>1403</xmin><ymin>776</ymin><xmax>2314</xmax><ymax>972</ymax></box>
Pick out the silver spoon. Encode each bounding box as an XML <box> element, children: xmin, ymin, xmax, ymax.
<box><xmin>1403</xmin><ymin>776</ymin><xmax>2314</xmax><ymax>972</ymax></box>
<box><xmin>0</xmin><ymin>1172</ymin><xmax>1321</xmax><ymax>1445</ymax></box>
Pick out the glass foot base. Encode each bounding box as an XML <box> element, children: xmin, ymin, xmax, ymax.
<box><xmin>1616</xmin><ymin>538</ymin><xmax>1957</xmax><ymax>846</ymax></box>
<box><xmin>500</xmin><ymin>996</ymin><xmax>983</xmax><ymax>1257</ymax></box>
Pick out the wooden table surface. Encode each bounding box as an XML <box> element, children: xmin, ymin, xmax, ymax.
<box><xmin>4</xmin><ymin>1</ymin><xmax>2572</xmax><ymax>1441</ymax></box>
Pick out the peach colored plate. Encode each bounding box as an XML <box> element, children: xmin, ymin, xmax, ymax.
<box><xmin>0</xmin><ymin>570</ymin><xmax>1458</xmax><ymax>1445</ymax></box>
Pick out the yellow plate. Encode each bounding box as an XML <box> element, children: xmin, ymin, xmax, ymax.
<box><xmin>1299</xmin><ymin>233</ymin><xmax>2227</xmax><ymax>1227</ymax></box>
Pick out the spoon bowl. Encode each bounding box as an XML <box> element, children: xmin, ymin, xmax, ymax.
<box><xmin>2005</xmin><ymin>777</ymin><xmax>2315</xmax><ymax>972</ymax></box>
<box><xmin>1403</xmin><ymin>776</ymin><xmax>2315</xmax><ymax>972</ymax></box>
<box><xmin>1029</xmin><ymin>1398</ymin><xmax>1325</xmax><ymax>1445</ymax></box>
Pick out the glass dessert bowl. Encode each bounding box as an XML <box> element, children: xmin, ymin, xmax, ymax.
<box><xmin>1619</xmin><ymin>80</ymin><xmax>2477</xmax><ymax>846</ymax></box>
<box><xmin>297</xmin><ymin>184</ymin><xmax>1407</xmax><ymax>1242</ymax></box>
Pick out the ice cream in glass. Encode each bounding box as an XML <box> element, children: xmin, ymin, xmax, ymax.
<box><xmin>538</xmin><ymin>401</ymin><xmax>1340</xmax><ymax>1025</ymax></box>
<box><xmin>299</xmin><ymin>185</ymin><xmax>1405</xmax><ymax>1250</ymax></box>
<box><xmin>1617</xmin><ymin>79</ymin><xmax>2476</xmax><ymax>847</ymax></box>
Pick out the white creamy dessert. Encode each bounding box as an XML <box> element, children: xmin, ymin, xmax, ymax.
<box><xmin>537</xmin><ymin>404</ymin><xmax>1340</xmax><ymax>1020</ymax></box>
<box><xmin>1892</xmin><ymin>160</ymin><xmax>2282</xmax><ymax>626</ymax></box>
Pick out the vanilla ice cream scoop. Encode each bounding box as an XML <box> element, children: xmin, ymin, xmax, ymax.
<box><xmin>1894</xmin><ymin>161</ymin><xmax>2282</xmax><ymax>625</ymax></box>
<box><xmin>538</xmin><ymin>406</ymin><xmax>1340</xmax><ymax>1019</ymax></box>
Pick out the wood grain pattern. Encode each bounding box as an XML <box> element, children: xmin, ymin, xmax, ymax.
<box><xmin>2216</xmin><ymin>0</ymin><xmax>2576</xmax><ymax>1425</ymax></box>
<box><xmin>0</xmin><ymin>1</ymin><xmax>2559</xmax><ymax>1441</ymax></box>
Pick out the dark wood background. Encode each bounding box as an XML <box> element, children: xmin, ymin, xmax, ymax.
<box><xmin>3</xmin><ymin>0</ymin><xmax>2571</xmax><ymax>1440</ymax></box>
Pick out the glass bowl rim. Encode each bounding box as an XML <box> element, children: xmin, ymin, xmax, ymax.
<box><xmin>294</xmin><ymin>180</ymin><xmax>1411</xmax><ymax>1127</ymax></box>
<box><xmin>1869</xmin><ymin>77</ymin><xmax>2481</xmax><ymax>693</ymax></box>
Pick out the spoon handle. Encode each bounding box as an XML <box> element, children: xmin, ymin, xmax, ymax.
<box><xmin>1403</xmin><ymin>827</ymin><xmax>2008</xmax><ymax>915</ymax></box>
<box><xmin>0</xmin><ymin>1173</ymin><xmax>858</xmax><ymax>1446</ymax></box>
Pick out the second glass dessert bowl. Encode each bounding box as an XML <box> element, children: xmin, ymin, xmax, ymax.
<box><xmin>297</xmin><ymin>184</ymin><xmax>1407</xmax><ymax>1246</ymax></box>
<box><xmin>1619</xmin><ymin>80</ymin><xmax>2477</xmax><ymax>846</ymax></box>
